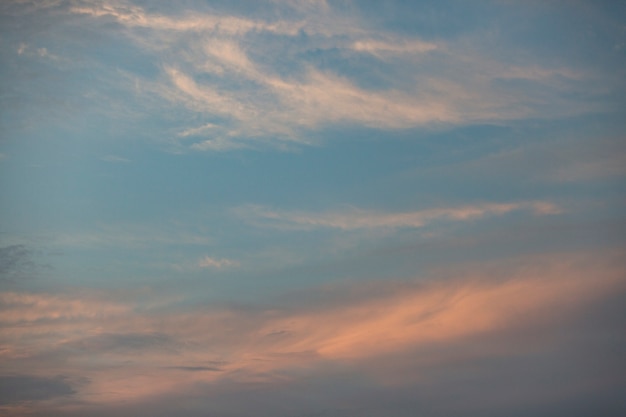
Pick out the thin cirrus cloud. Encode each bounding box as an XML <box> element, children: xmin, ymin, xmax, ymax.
<box><xmin>197</xmin><ymin>256</ymin><xmax>238</xmax><ymax>269</ymax></box>
<box><xmin>100</xmin><ymin>155</ymin><xmax>131</xmax><ymax>163</ymax></box>
<box><xmin>237</xmin><ymin>201</ymin><xmax>561</xmax><ymax>231</ymax></box>
<box><xmin>50</xmin><ymin>223</ymin><xmax>213</xmax><ymax>249</ymax></box>
<box><xmin>351</xmin><ymin>38</ymin><xmax>438</xmax><ymax>56</ymax></box>
<box><xmin>70</xmin><ymin>2</ymin><xmax>305</xmax><ymax>36</ymax></box>
<box><xmin>60</xmin><ymin>0</ymin><xmax>594</xmax><ymax>151</ymax></box>
<box><xmin>0</xmin><ymin>250</ymin><xmax>623</xmax><ymax>412</ymax></box>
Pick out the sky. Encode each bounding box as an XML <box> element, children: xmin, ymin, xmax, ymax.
<box><xmin>0</xmin><ymin>0</ymin><xmax>625</xmax><ymax>415</ymax></box>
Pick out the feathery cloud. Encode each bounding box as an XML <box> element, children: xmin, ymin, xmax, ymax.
<box><xmin>60</xmin><ymin>0</ymin><xmax>598</xmax><ymax>152</ymax></box>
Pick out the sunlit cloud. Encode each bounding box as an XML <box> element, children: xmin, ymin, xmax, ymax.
<box><xmin>197</xmin><ymin>256</ymin><xmax>239</xmax><ymax>269</ymax></box>
<box><xmin>237</xmin><ymin>201</ymin><xmax>561</xmax><ymax>231</ymax></box>
<box><xmin>70</xmin><ymin>2</ymin><xmax>304</xmax><ymax>36</ymax></box>
<box><xmin>352</xmin><ymin>38</ymin><xmax>438</xmax><ymax>56</ymax></box>
<box><xmin>0</xmin><ymin>250</ymin><xmax>623</xmax><ymax>410</ymax></box>
<box><xmin>57</xmin><ymin>0</ymin><xmax>602</xmax><ymax>152</ymax></box>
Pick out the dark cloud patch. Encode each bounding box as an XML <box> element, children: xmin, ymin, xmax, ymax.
<box><xmin>70</xmin><ymin>332</ymin><xmax>176</xmax><ymax>353</ymax></box>
<box><xmin>0</xmin><ymin>244</ymin><xmax>37</xmax><ymax>282</ymax></box>
<box><xmin>0</xmin><ymin>375</ymin><xmax>74</xmax><ymax>405</ymax></box>
<box><xmin>165</xmin><ymin>366</ymin><xmax>222</xmax><ymax>372</ymax></box>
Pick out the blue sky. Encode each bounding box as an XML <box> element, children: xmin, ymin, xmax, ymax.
<box><xmin>1</xmin><ymin>0</ymin><xmax>625</xmax><ymax>415</ymax></box>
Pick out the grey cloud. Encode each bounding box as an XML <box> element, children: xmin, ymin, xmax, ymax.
<box><xmin>0</xmin><ymin>375</ymin><xmax>74</xmax><ymax>405</ymax></box>
<box><xmin>69</xmin><ymin>332</ymin><xmax>176</xmax><ymax>353</ymax></box>
<box><xmin>0</xmin><ymin>244</ymin><xmax>36</xmax><ymax>282</ymax></box>
<box><xmin>165</xmin><ymin>366</ymin><xmax>223</xmax><ymax>372</ymax></box>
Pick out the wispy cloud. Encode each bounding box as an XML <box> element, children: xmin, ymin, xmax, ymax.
<box><xmin>0</xmin><ymin>245</ymin><xmax>38</xmax><ymax>283</ymax></box>
<box><xmin>236</xmin><ymin>201</ymin><xmax>561</xmax><ymax>231</ymax></box>
<box><xmin>197</xmin><ymin>256</ymin><xmax>239</xmax><ymax>269</ymax></box>
<box><xmin>60</xmin><ymin>0</ymin><xmax>599</xmax><ymax>152</ymax></box>
<box><xmin>52</xmin><ymin>224</ymin><xmax>212</xmax><ymax>249</ymax></box>
<box><xmin>14</xmin><ymin>42</ymin><xmax>61</xmax><ymax>60</ymax></box>
<box><xmin>0</xmin><ymin>291</ymin><xmax>131</xmax><ymax>324</ymax></box>
<box><xmin>100</xmin><ymin>155</ymin><xmax>131</xmax><ymax>163</ymax></box>
<box><xmin>0</xmin><ymin>250</ymin><xmax>623</xmax><ymax>410</ymax></box>
<box><xmin>70</xmin><ymin>2</ymin><xmax>304</xmax><ymax>36</ymax></box>
<box><xmin>438</xmin><ymin>136</ymin><xmax>626</xmax><ymax>184</ymax></box>
<box><xmin>352</xmin><ymin>38</ymin><xmax>438</xmax><ymax>57</ymax></box>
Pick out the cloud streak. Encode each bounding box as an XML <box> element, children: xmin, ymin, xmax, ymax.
<box><xmin>197</xmin><ymin>256</ymin><xmax>238</xmax><ymax>269</ymax></box>
<box><xmin>237</xmin><ymin>201</ymin><xmax>561</xmax><ymax>231</ymax></box>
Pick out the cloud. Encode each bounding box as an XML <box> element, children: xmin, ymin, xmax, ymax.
<box><xmin>177</xmin><ymin>123</ymin><xmax>219</xmax><ymax>138</ymax></box>
<box><xmin>236</xmin><ymin>201</ymin><xmax>561</xmax><ymax>231</ymax></box>
<box><xmin>197</xmin><ymin>256</ymin><xmax>239</xmax><ymax>269</ymax></box>
<box><xmin>58</xmin><ymin>0</ymin><xmax>602</xmax><ymax>152</ymax></box>
<box><xmin>100</xmin><ymin>155</ymin><xmax>131</xmax><ymax>163</ymax></box>
<box><xmin>548</xmin><ymin>142</ymin><xmax>626</xmax><ymax>182</ymax></box>
<box><xmin>0</xmin><ymin>245</ymin><xmax>38</xmax><ymax>283</ymax></box>
<box><xmin>189</xmin><ymin>137</ymin><xmax>247</xmax><ymax>152</ymax></box>
<box><xmin>165</xmin><ymin>366</ymin><xmax>222</xmax><ymax>372</ymax></box>
<box><xmin>0</xmin><ymin>250</ymin><xmax>623</xmax><ymax>412</ymax></box>
<box><xmin>70</xmin><ymin>2</ymin><xmax>303</xmax><ymax>36</ymax></box>
<box><xmin>13</xmin><ymin>42</ymin><xmax>60</xmax><ymax>60</ymax></box>
<box><xmin>434</xmin><ymin>135</ymin><xmax>626</xmax><ymax>184</ymax></box>
<box><xmin>0</xmin><ymin>291</ymin><xmax>131</xmax><ymax>325</ymax></box>
<box><xmin>69</xmin><ymin>332</ymin><xmax>175</xmax><ymax>353</ymax></box>
<box><xmin>0</xmin><ymin>375</ymin><xmax>74</xmax><ymax>405</ymax></box>
<box><xmin>52</xmin><ymin>224</ymin><xmax>212</xmax><ymax>249</ymax></box>
<box><xmin>272</xmin><ymin>0</ymin><xmax>330</xmax><ymax>13</ymax></box>
<box><xmin>352</xmin><ymin>38</ymin><xmax>438</xmax><ymax>56</ymax></box>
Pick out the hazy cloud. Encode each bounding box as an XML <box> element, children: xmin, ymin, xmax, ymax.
<box><xmin>0</xmin><ymin>375</ymin><xmax>74</xmax><ymax>405</ymax></box>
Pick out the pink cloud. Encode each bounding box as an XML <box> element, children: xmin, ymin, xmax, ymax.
<box><xmin>1</xmin><ymin>250</ymin><xmax>623</xmax><ymax>409</ymax></box>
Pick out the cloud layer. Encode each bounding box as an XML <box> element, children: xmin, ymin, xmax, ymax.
<box><xmin>23</xmin><ymin>0</ymin><xmax>599</xmax><ymax>151</ymax></box>
<box><xmin>1</xmin><ymin>250</ymin><xmax>624</xmax><ymax>415</ymax></box>
<box><xmin>237</xmin><ymin>201</ymin><xmax>561</xmax><ymax>230</ymax></box>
